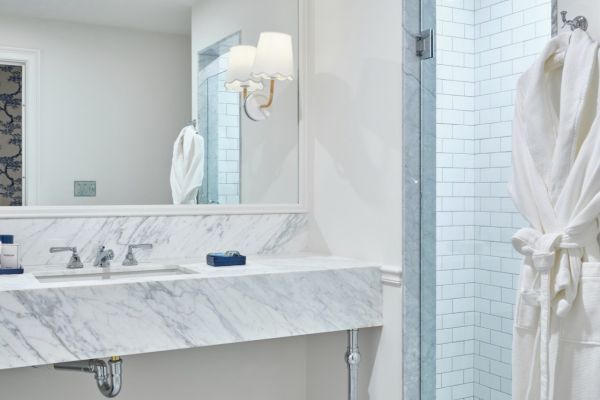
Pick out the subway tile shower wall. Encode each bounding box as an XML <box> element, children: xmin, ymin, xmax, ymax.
<box><xmin>435</xmin><ymin>0</ymin><xmax>550</xmax><ymax>399</ymax></box>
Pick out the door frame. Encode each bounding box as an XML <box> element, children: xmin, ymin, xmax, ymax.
<box><xmin>402</xmin><ymin>0</ymin><xmax>436</xmax><ymax>398</ymax></box>
<box><xmin>0</xmin><ymin>47</ymin><xmax>40</xmax><ymax>206</ymax></box>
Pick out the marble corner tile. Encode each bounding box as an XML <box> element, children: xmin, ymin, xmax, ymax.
<box><xmin>403</xmin><ymin>0</ymin><xmax>437</xmax><ymax>397</ymax></box>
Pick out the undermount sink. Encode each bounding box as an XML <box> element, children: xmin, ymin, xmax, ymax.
<box><xmin>34</xmin><ymin>266</ymin><xmax>195</xmax><ymax>283</ymax></box>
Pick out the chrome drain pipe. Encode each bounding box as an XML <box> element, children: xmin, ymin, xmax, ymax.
<box><xmin>55</xmin><ymin>356</ymin><xmax>123</xmax><ymax>398</ymax></box>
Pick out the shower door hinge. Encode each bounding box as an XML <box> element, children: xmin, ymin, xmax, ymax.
<box><xmin>416</xmin><ymin>29</ymin><xmax>434</xmax><ymax>59</ymax></box>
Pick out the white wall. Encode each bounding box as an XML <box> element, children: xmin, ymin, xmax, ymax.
<box><xmin>191</xmin><ymin>0</ymin><xmax>299</xmax><ymax>204</ymax></box>
<box><xmin>558</xmin><ymin>0</ymin><xmax>600</xmax><ymax>39</ymax></box>
<box><xmin>0</xmin><ymin>338</ymin><xmax>308</xmax><ymax>400</ymax></box>
<box><xmin>0</xmin><ymin>16</ymin><xmax>191</xmax><ymax>206</ymax></box>
<box><xmin>306</xmin><ymin>0</ymin><xmax>404</xmax><ymax>264</ymax></box>
<box><xmin>306</xmin><ymin>0</ymin><xmax>404</xmax><ymax>398</ymax></box>
<box><xmin>435</xmin><ymin>1</ymin><xmax>477</xmax><ymax>397</ymax></box>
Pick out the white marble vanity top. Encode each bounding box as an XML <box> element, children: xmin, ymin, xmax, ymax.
<box><xmin>0</xmin><ymin>255</ymin><xmax>383</xmax><ymax>370</ymax></box>
<box><xmin>1</xmin><ymin>255</ymin><xmax>377</xmax><ymax>290</ymax></box>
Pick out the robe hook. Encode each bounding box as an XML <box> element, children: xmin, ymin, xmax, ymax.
<box><xmin>561</xmin><ymin>11</ymin><xmax>588</xmax><ymax>32</ymax></box>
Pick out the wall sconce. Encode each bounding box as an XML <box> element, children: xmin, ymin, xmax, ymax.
<box><xmin>225</xmin><ymin>32</ymin><xmax>294</xmax><ymax>122</ymax></box>
<box><xmin>225</xmin><ymin>45</ymin><xmax>263</xmax><ymax>98</ymax></box>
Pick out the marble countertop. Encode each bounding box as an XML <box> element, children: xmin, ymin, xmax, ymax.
<box><xmin>0</xmin><ymin>255</ymin><xmax>383</xmax><ymax>370</ymax></box>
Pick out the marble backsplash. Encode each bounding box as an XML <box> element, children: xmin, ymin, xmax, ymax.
<box><xmin>0</xmin><ymin>213</ymin><xmax>308</xmax><ymax>267</ymax></box>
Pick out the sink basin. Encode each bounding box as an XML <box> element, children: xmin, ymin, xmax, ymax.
<box><xmin>34</xmin><ymin>266</ymin><xmax>195</xmax><ymax>283</ymax></box>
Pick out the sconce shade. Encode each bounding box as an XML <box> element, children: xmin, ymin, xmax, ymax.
<box><xmin>225</xmin><ymin>45</ymin><xmax>263</xmax><ymax>92</ymax></box>
<box><xmin>252</xmin><ymin>32</ymin><xmax>294</xmax><ymax>81</ymax></box>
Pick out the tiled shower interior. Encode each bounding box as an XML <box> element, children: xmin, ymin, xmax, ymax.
<box><xmin>197</xmin><ymin>33</ymin><xmax>241</xmax><ymax>205</ymax></box>
<box><xmin>435</xmin><ymin>0</ymin><xmax>551</xmax><ymax>399</ymax></box>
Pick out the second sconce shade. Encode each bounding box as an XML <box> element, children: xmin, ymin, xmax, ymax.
<box><xmin>252</xmin><ymin>32</ymin><xmax>294</xmax><ymax>81</ymax></box>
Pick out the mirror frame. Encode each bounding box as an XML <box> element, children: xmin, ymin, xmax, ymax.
<box><xmin>0</xmin><ymin>0</ymin><xmax>308</xmax><ymax>219</ymax></box>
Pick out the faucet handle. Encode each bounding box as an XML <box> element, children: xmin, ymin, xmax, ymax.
<box><xmin>123</xmin><ymin>244</ymin><xmax>153</xmax><ymax>266</ymax></box>
<box><xmin>128</xmin><ymin>244</ymin><xmax>153</xmax><ymax>251</ymax></box>
<box><xmin>50</xmin><ymin>247</ymin><xmax>84</xmax><ymax>269</ymax></box>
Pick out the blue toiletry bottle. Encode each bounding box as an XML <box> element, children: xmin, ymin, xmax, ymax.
<box><xmin>0</xmin><ymin>235</ymin><xmax>14</xmax><ymax>268</ymax></box>
<box><xmin>0</xmin><ymin>235</ymin><xmax>21</xmax><ymax>274</ymax></box>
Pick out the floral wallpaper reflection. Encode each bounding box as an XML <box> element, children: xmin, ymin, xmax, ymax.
<box><xmin>0</xmin><ymin>65</ymin><xmax>23</xmax><ymax>206</ymax></box>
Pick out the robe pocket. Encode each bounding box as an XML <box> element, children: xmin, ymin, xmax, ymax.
<box><xmin>515</xmin><ymin>290</ymin><xmax>540</xmax><ymax>330</ymax></box>
<box><xmin>561</xmin><ymin>262</ymin><xmax>600</xmax><ymax>344</ymax></box>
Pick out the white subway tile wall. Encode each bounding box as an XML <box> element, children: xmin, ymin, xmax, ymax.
<box><xmin>436</xmin><ymin>1</ymin><xmax>477</xmax><ymax>398</ymax></box>
<box><xmin>436</xmin><ymin>0</ymin><xmax>550</xmax><ymax>399</ymax></box>
<box><xmin>217</xmin><ymin>53</ymin><xmax>241</xmax><ymax>204</ymax></box>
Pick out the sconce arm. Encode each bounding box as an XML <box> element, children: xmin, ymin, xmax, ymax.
<box><xmin>260</xmin><ymin>80</ymin><xmax>276</xmax><ymax>109</ymax></box>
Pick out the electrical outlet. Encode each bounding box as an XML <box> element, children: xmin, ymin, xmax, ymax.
<box><xmin>74</xmin><ymin>181</ymin><xmax>96</xmax><ymax>197</ymax></box>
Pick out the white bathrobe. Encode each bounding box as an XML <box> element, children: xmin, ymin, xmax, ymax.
<box><xmin>510</xmin><ymin>30</ymin><xmax>600</xmax><ymax>400</ymax></box>
<box><xmin>170</xmin><ymin>125</ymin><xmax>205</xmax><ymax>204</ymax></box>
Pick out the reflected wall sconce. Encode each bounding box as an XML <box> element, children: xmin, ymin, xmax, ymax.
<box><xmin>225</xmin><ymin>32</ymin><xmax>294</xmax><ymax>122</ymax></box>
<box><xmin>225</xmin><ymin>45</ymin><xmax>263</xmax><ymax>98</ymax></box>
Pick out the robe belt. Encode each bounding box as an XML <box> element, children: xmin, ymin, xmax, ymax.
<box><xmin>512</xmin><ymin>227</ymin><xmax>585</xmax><ymax>400</ymax></box>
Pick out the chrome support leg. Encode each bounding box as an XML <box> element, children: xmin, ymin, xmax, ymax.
<box><xmin>346</xmin><ymin>329</ymin><xmax>360</xmax><ymax>400</ymax></box>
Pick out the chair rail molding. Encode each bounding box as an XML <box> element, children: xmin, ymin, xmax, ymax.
<box><xmin>381</xmin><ymin>265</ymin><xmax>403</xmax><ymax>287</ymax></box>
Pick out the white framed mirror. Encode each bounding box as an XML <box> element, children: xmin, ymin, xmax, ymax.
<box><xmin>0</xmin><ymin>0</ymin><xmax>307</xmax><ymax>218</ymax></box>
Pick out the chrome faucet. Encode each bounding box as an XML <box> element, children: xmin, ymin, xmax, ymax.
<box><xmin>122</xmin><ymin>244</ymin><xmax>153</xmax><ymax>266</ymax></box>
<box><xmin>49</xmin><ymin>247</ymin><xmax>84</xmax><ymax>269</ymax></box>
<box><xmin>94</xmin><ymin>246</ymin><xmax>115</xmax><ymax>268</ymax></box>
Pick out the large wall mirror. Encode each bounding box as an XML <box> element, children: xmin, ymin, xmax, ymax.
<box><xmin>0</xmin><ymin>0</ymin><xmax>304</xmax><ymax>216</ymax></box>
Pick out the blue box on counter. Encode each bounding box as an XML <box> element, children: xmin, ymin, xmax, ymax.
<box><xmin>206</xmin><ymin>252</ymin><xmax>246</xmax><ymax>267</ymax></box>
<box><xmin>0</xmin><ymin>267</ymin><xmax>24</xmax><ymax>275</ymax></box>
<box><xmin>0</xmin><ymin>235</ymin><xmax>14</xmax><ymax>244</ymax></box>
